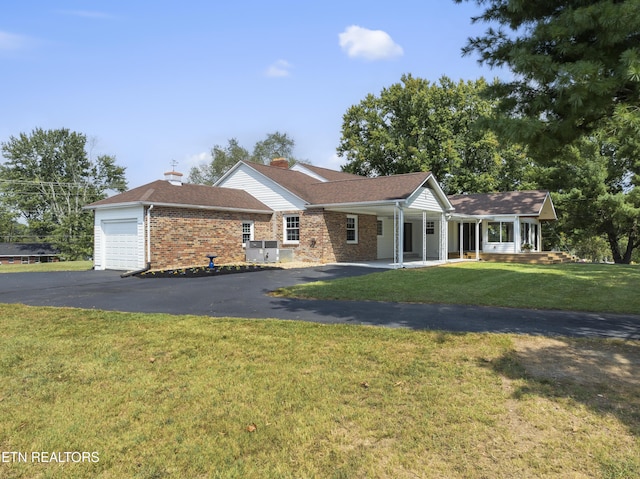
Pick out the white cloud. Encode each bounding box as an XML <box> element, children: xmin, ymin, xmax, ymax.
<box><xmin>0</xmin><ymin>31</ymin><xmax>32</xmax><ymax>51</ymax></box>
<box><xmin>183</xmin><ymin>151</ymin><xmax>210</xmax><ymax>169</ymax></box>
<box><xmin>339</xmin><ymin>25</ymin><xmax>403</xmax><ymax>61</ymax></box>
<box><xmin>265</xmin><ymin>59</ymin><xmax>293</xmax><ymax>78</ymax></box>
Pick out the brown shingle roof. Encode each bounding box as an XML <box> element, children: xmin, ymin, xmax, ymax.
<box><xmin>86</xmin><ymin>180</ymin><xmax>272</xmax><ymax>212</ymax></box>
<box><xmin>244</xmin><ymin>162</ymin><xmax>321</xmax><ymax>200</ymax></box>
<box><xmin>246</xmin><ymin>162</ymin><xmax>433</xmax><ymax>205</ymax></box>
<box><xmin>306</xmin><ymin>172</ymin><xmax>434</xmax><ymax>205</ymax></box>
<box><xmin>448</xmin><ymin>191</ymin><xmax>550</xmax><ymax>216</ymax></box>
<box><xmin>297</xmin><ymin>163</ymin><xmax>363</xmax><ymax>181</ymax></box>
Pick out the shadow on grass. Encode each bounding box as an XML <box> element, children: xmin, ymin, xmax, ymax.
<box><xmin>482</xmin><ymin>337</ymin><xmax>640</xmax><ymax>476</ymax></box>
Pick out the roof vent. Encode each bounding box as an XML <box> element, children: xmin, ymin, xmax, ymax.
<box><xmin>164</xmin><ymin>171</ymin><xmax>183</xmax><ymax>186</ymax></box>
<box><xmin>270</xmin><ymin>158</ymin><xmax>289</xmax><ymax>169</ymax></box>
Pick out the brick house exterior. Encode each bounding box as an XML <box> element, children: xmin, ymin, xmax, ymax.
<box><xmin>86</xmin><ymin>159</ymin><xmax>555</xmax><ymax>271</ymax></box>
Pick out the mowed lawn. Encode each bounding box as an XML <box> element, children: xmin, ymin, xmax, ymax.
<box><xmin>275</xmin><ymin>262</ymin><xmax>640</xmax><ymax>315</ymax></box>
<box><xmin>0</xmin><ymin>304</ymin><xmax>638</xmax><ymax>478</ymax></box>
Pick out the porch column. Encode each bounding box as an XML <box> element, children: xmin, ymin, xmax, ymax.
<box><xmin>440</xmin><ymin>213</ymin><xmax>447</xmax><ymax>262</ymax></box>
<box><xmin>422</xmin><ymin>210</ymin><xmax>427</xmax><ymax>264</ymax></box>
<box><xmin>475</xmin><ymin>220</ymin><xmax>480</xmax><ymax>261</ymax></box>
<box><xmin>459</xmin><ymin>221</ymin><xmax>464</xmax><ymax>259</ymax></box>
<box><xmin>397</xmin><ymin>204</ymin><xmax>404</xmax><ymax>268</ymax></box>
<box><xmin>514</xmin><ymin>217</ymin><xmax>520</xmax><ymax>253</ymax></box>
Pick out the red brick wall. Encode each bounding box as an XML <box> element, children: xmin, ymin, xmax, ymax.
<box><xmin>148</xmin><ymin>207</ymin><xmax>272</xmax><ymax>269</ymax></box>
<box><xmin>148</xmin><ymin>206</ymin><xmax>377</xmax><ymax>269</ymax></box>
<box><xmin>274</xmin><ymin>209</ymin><xmax>377</xmax><ymax>263</ymax></box>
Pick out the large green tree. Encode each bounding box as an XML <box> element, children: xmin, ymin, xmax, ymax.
<box><xmin>455</xmin><ymin>0</ymin><xmax>640</xmax><ymax>263</ymax></box>
<box><xmin>188</xmin><ymin>131</ymin><xmax>302</xmax><ymax>185</ymax></box>
<box><xmin>337</xmin><ymin>74</ymin><xmax>535</xmax><ymax>194</ymax></box>
<box><xmin>538</xmin><ymin>125</ymin><xmax>640</xmax><ymax>263</ymax></box>
<box><xmin>0</xmin><ymin>128</ymin><xmax>127</xmax><ymax>259</ymax></box>
<box><xmin>455</xmin><ymin>0</ymin><xmax>640</xmax><ymax>159</ymax></box>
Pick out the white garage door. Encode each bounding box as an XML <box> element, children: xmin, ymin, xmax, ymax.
<box><xmin>103</xmin><ymin>220</ymin><xmax>140</xmax><ymax>270</ymax></box>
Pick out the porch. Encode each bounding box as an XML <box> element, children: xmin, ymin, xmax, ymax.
<box><xmin>452</xmin><ymin>251</ymin><xmax>576</xmax><ymax>264</ymax></box>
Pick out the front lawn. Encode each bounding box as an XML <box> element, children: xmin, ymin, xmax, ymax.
<box><xmin>0</xmin><ymin>304</ymin><xmax>638</xmax><ymax>478</ymax></box>
<box><xmin>274</xmin><ymin>262</ymin><xmax>640</xmax><ymax>314</ymax></box>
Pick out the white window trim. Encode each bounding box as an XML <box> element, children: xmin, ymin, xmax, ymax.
<box><xmin>283</xmin><ymin>214</ymin><xmax>300</xmax><ymax>245</ymax></box>
<box><xmin>346</xmin><ymin>214</ymin><xmax>358</xmax><ymax>244</ymax></box>
<box><xmin>242</xmin><ymin>220</ymin><xmax>254</xmax><ymax>248</ymax></box>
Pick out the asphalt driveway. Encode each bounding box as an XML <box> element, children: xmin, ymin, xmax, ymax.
<box><xmin>1</xmin><ymin>266</ymin><xmax>638</xmax><ymax>339</ymax></box>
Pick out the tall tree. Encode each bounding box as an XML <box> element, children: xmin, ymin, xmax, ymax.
<box><xmin>188</xmin><ymin>138</ymin><xmax>250</xmax><ymax>186</ymax></box>
<box><xmin>337</xmin><ymin>74</ymin><xmax>535</xmax><ymax>194</ymax></box>
<box><xmin>0</xmin><ymin>128</ymin><xmax>127</xmax><ymax>259</ymax></box>
<box><xmin>538</xmin><ymin>125</ymin><xmax>640</xmax><ymax>263</ymax></box>
<box><xmin>188</xmin><ymin>132</ymin><xmax>303</xmax><ymax>185</ymax></box>
<box><xmin>251</xmin><ymin>131</ymin><xmax>297</xmax><ymax>165</ymax></box>
<box><xmin>455</xmin><ymin>0</ymin><xmax>640</xmax><ymax>262</ymax></box>
<box><xmin>455</xmin><ymin>0</ymin><xmax>640</xmax><ymax>158</ymax></box>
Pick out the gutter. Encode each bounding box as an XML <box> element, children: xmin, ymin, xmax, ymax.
<box><xmin>86</xmin><ymin>201</ymin><xmax>272</xmax><ymax>215</ymax></box>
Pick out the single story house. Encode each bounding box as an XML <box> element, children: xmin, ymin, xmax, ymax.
<box><xmin>85</xmin><ymin>159</ymin><xmax>557</xmax><ymax>271</ymax></box>
<box><xmin>0</xmin><ymin>243</ymin><xmax>60</xmax><ymax>265</ymax></box>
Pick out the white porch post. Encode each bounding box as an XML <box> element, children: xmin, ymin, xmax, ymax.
<box><xmin>422</xmin><ymin>210</ymin><xmax>427</xmax><ymax>264</ymax></box>
<box><xmin>514</xmin><ymin>216</ymin><xmax>520</xmax><ymax>253</ymax></box>
<box><xmin>475</xmin><ymin>220</ymin><xmax>480</xmax><ymax>261</ymax></box>
<box><xmin>398</xmin><ymin>205</ymin><xmax>404</xmax><ymax>268</ymax></box>
<box><xmin>440</xmin><ymin>213</ymin><xmax>447</xmax><ymax>262</ymax></box>
<box><xmin>459</xmin><ymin>221</ymin><xmax>464</xmax><ymax>259</ymax></box>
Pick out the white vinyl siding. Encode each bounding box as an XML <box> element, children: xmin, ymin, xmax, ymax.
<box><xmin>217</xmin><ymin>163</ymin><xmax>306</xmax><ymax>211</ymax></box>
<box><xmin>406</xmin><ymin>187</ymin><xmax>444</xmax><ymax>212</ymax></box>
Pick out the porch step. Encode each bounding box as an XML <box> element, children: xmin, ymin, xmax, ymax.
<box><xmin>453</xmin><ymin>251</ymin><xmax>576</xmax><ymax>264</ymax></box>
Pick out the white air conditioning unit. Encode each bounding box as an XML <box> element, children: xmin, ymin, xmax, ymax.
<box><xmin>245</xmin><ymin>240</ymin><xmax>279</xmax><ymax>263</ymax></box>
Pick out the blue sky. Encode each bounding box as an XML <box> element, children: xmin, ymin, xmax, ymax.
<box><xmin>1</xmin><ymin>1</ymin><xmax>506</xmax><ymax>187</ymax></box>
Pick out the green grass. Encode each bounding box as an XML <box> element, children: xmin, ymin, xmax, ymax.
<box><xmin>275</xmin><ymin>262</ymin><xmax>640</xmax><ymax>314</ymax></box>
<box><xmin>0</xmin><ymin>260</ymin><xmax>93</xmax><ymax>273</ymax></box>
<box><xmin>0</xmin><ymin>304</ymin><xmax>638</xmax><ymax>478</ymax></box>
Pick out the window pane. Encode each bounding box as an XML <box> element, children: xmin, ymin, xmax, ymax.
<box><xmin>488</xmin><ymin>222</ymin><xmax>500</xmax><ymax>242</ymax></box>
<box><xmin>377</xmin><ymin>220</ymin><xmax>383</xmax><ymax>236</ymax></box>
<box><xmin>502</xmin><ymin>222</ymin><xmax>514</xmax><ymax>242</ymax></box>
<box><xmin>285</xmin><ymin>216</ymin><xmax>300</xmax><ymax>242</ymax></box>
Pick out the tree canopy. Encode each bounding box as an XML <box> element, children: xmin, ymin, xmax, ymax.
<box><xmin>0</xmin><ymin>128</ymin><xmax>127</xmax><ymax>259</ymax></box>
<box><xmin>337</xmin><ymin>74</ymin><xmax>535</xmax><ymax>194</ymax></box>
<box><xmin>188</xmin><ymin>131</ymin><xmax>302</xmax><ymax>185</ymax></box>
<box><xmin>454</xmin><ymin>0</ymin><xmax>640</xmax><ymax>263</ymax></box>
<box><xmin>455</xmin><ymin>0</ymin><xmax>640</xmax><ymax>158</ymax></box>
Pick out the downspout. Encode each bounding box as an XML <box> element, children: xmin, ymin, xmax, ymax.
<box><xmin>147</xmin><ymin>204</ymin><xmax>154</xmax><ymax>266</ymax></box>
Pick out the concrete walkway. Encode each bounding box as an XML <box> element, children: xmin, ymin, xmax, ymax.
<box><xmin>0</xmin><ymin>266</ymin><xmax>638</xmax><ymax>340</ymax></box>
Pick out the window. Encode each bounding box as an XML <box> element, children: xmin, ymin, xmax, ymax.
<box><xmin>425</xmin><ymin>221</ymin><xmax>435</xmax><ymax>235</ymax></box>
<box><xmin>284</xmin><ymin>215</ymin><xmax>300</xmax><ymax>244</ymax></box>
<box><xmin>377</xmin><ymin>220</ymin><xmax>383</xmax><ymax>236</ymax></box>
<box><xmin>346</xmin><ymin>215</ymin><xmax>358</xmax><ymax>243</ymax></box>
<box><xmin>242</xmin><ymin>221</ymin><xmax>254</xmax><ymax>247</ymax></box>
<box><xmin>488</xmin><ymin>221</ymin><xmax>514</xmax><ymax>242</ymax></box>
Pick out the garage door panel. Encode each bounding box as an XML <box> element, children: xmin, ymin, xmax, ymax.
<box><xmin>103</xmin><ymin>220</ymin><xmax>139</xmax><ymax>270</ymax></box>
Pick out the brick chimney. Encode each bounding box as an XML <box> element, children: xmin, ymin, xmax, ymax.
<box><xmin>164</xmin><ymin>171</ymin><xmax>183</xmax><ymax>186</ymax></box>
<box><xmin>270</xmin><ymin>158</ymin><xmax>289</xmax><ymax>169</ymax></box>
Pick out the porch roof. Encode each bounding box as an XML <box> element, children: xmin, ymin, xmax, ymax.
<box><xmin>448</xmin><ymin>190</ymin><xmax>557</xmax><ymax>220</ymax></box>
